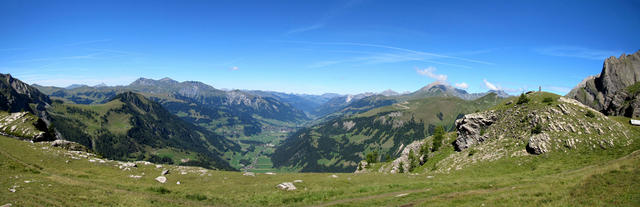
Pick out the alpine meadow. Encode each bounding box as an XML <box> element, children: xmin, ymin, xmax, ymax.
<box><xmin>1</xmin><ymin>0</ymin><xmax>639</xmax><ymax>206</ymax></box>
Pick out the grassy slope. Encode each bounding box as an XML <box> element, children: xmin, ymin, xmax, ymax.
<box><xmin>47</xmin><ymin>94</ymin><xmax>238</xmax><ymax>170</ymax></box>
<box><xmin>272</xmin><ymin>94</ymin><xmax>502</xmax><ymax>172</ymax></box>
<box><xmin>0</xmin><ymin>118</ymin><xmax>638</xmax><ymax>206</ymax></box>
<box><xmin>0</xmin><ymin>111</ymin><xmax>43</xmax><ymax>139</ymax></box>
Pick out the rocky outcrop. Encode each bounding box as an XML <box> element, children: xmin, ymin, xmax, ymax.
<box><xmin>526</xmin><ymin>133</ymin><xmax>551</xmax><ymax>154</ymax></box>
<box><xmin>354</xmin><ymin>160</ymin><xmax>368</xmax><ymax>173</ymax></box>
<box><xmin>386</xmin><ymin>140</ymin><xmax>425</xmax><ymax>173</ymax></box>
<box><xmin>51</xmin><ymin>139</ymin><xmax>88</xmax><ymax>151</ymax></box>
<box><xmin>453</xmin><ymin>111</ymin><xmax>498</xmax><ymax>151</ymax></box>
<box><xmin>567</xmin><ymin>51</ymin><xmax>640</xmax><ymax>117</ymax></box>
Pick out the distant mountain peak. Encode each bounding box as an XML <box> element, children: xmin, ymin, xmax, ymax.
<box><xmin>419</xmin><ymin>81</ymin><xmax>450</xmax><ymax>91</ymax></box>
<box><xmin>487</xmin><ymin>90</ymin><xmax>510</xmax><ymax>98</ymax></box>
<box><xmin>379</xmin><ymin>89</ymin><xmax>399</xmax><ymax>96</ymax></box>
<box><xmin>93</xmin><ymin>83</ymin><xmax>108</xmax><ymax>88</ymax></box>
<box><xmin>65</xmin><ymin>84</ymin><xmax>88</xmax><ymax>89</ymax></box>
<box><xmin>159</xmin><ymin>77</ymin><xmax>175</xmax><ymax>82</ymax></box>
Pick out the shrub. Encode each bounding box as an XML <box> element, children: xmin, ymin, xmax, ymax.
<box><xmin>431</xmin><ymin>126</ymin><xmax>445</xmax><ymax>152</ymax></box>
<box><xmin>468</xmin><ymin>149</ymin><xmax>477</xmax><ymax>156</ymax></box>
<box><xmin>531</xmin><ymin>123</ymin><xmax>542</xmax><ymax>134</ymax></box>
<box><xmin>408</xmin><ymin>150</ymin><xmax>418</xmax><ymax>172</ymax></box>
<box><xmin>398</xmin><ymin>161</ymin><xmax>404</xmax><ymax>173</ymax></box>
<box><xmin>585</xmin><ymin>110</ymin><xmax>595</xmax><ymax>118</ymax></box>
<box><xmin>542</xmin><ymin>97</ymin><xmax>554</xmax><ymax>105</ymax></box>
<box><xmin>186</xmin><ymin>193</ymin><xmax>208</xmax><ymax>201</ymax></box>
<box><xmin>147</xmin><ymin>187</ymin><xmax>171</xmax><ymax>194</ymax></box>
<box><xmin>365</xmin><ymin>151</ymin><xmax>379</xmax><ymax>163</ymax></box>
<box><xmin>517</xmin><ymin>93</ymin><xmax>530</xmax><ymax>104</ymax></box>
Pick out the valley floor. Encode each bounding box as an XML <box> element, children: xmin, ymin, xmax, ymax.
<box><xmin>1</xmin><ymin>129</ymin><xmax>639</xmax><ymax>206</ymax></box>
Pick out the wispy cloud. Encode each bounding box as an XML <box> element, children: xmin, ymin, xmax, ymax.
<box><xmin>13</xmin><ymin>53</ymin><xmax>104</xmax><ymax>63</ymax></box>
<box><xmin>231</xmin><ymin>66</ymin><xmax>239</xmax><ymax>71</ymax></box>
<box><xmin>417</xmin><ymin>66</ymin><xmax>447</xmax><ymax>82</ymax></box>
<box><xmin>455</xmin><ymin>82</ymin><xmax>469</xmax><ymax>89</ymax></box>
<box><xmin>536</xmin><ymin>46</ymin><xmax>622</xmax><ymax>60</ymax></box>
<box><xmin>0</xmin><ymin>48</ymin><xmax>28</xmax><ymax>52</ymax></box>
<box><xmin>12</xmin><ymin>48</ymin><xmax>143</xmax><ymax>64</ymax></box>
<box><xmin>286</xmin><ymin>41</ymin><xmax>493</xmax><ymax>69</ymax></box>
<box><xmin>64</xmin><ymin>39</ymin><xmax>111</xmax><ymax>46</ymax></box>
<box><xmin>285</xmin><ymin>0</ymin><xmax>363</xmax><ymax>35</ymax></box>
<box><xmin>286</xmin><ymin>23</ymin><xmax>325</xmax><ymax>35</ymax></box>
<box><xmin>15</xmin><ymin>73</ymin><xmax>137</xmax><ymax>87</ymax></box>
<box><xmin>483</xmin><ymin>79</ymin><xmax>499</xmax><ymax>90</ymax></box>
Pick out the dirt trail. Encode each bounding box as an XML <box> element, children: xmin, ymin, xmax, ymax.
<box><xmin>310</xmin><ymin>188</ymin><xmax>432</xmax><ymax>207</ymax></box>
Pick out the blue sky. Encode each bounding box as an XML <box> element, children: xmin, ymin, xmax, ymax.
<box><xmin>1</xmin><ymin>0</ymin><xmax>639</xmax><ymax>95</ymax></box>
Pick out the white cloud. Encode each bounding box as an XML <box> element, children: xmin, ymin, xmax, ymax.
<box><xmin>231</xmin><ymin>66</ymin><xmax>239</xmax><ymax>71</ymax></box>
<box><xmin>483</xmin><ymin>79</ymin><xmax>499</xmax><ymax>90</ymax></box>
<box><xmin>454</xmin><ymin>82</ymin><xmax>469</xmax><ymax>89</ymax></box>
<box><xmin>416</xmin><ymin>66</ymin><xmax>447</xmax><ymax>82</ymax></box>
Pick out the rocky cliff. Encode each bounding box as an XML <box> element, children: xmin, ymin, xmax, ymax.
<box><xmin>567</xmin><ymin>51</ymin><xmax>640</xmax><ymax>118</ymax></box>
<box><xmin>0</xmin><ymin>73</ymin><xmax>51</xmax><ymax>116</ymax></box>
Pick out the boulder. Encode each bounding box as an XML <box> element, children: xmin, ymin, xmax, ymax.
<box><xmin>242</xmin><ymin>172</ymin><xmax>255</xmax><ymax>176</ymax></box>
<box><xmin>276</xmin><ymin>182</ymin><xmax>296</xmax><ymax>191</ymax></box>
<box><xmin>161</xmin><ymin>169</ymin><xmax>169</xmax><ymax>175</ymax></box>
<box><xmin>453</xmin><ymin>111</ymin><xmax>498</xmax><ymax>151</ymax></box>
<box><xmin>293</xmin><ymin>180</ymin><xmax>303</xmax><ymax>183</ymax></box>
<box><xmin>526</xmin><ymin>133</ymin><xmax>551</xmax><ymax>154</ymax></box>
<box><xmin>155</xmin><ymin>176</ymin><xmax>167</xmax><ymax>183</ymax></box>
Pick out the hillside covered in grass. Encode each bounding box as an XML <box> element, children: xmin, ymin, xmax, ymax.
<box><xmin>362</xmin><ymin>92</ymin><xmax>638</xmax><ymax>177</ymax></box>
<box><xmin>1</xmin><ymin>119</ymin><xmax>639</xmax><ymax>207</ymax></box>
<box><xmin>272</xmin><ymin>93</ymin><xmax>504</xmax><ymax>172</ymax></box>
<box><xmin>48</xmin><ymin>92</ymin><xmax>240</xmax><ymax>170</ymax></box>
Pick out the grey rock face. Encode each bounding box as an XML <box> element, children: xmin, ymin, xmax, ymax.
<box><xmin>389</xmin><ymin>140</ymin><xmax>425</xmax><ymax>173</ymax></box>
<box><xmin>453</xmin><ymin>111</ymin><xmax>498</xmax><ymax>151</ymax></box>
<box><xmin>567</xmin><ymin>51</ymin><xmax>640</xmax><ymax>117</ymax></box>
<box><xmin>526</xmin><ymin>133</ymin><xmax>551</xmax><ymax>154</ymax></box>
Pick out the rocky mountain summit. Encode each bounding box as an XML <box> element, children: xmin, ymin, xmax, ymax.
<box><xmin>409</xmin><ymin>82</ymin><xmax>510</xmax><ymax>100</ymax></box>
<box><xmin>567</xmin><ymin>50</ymin><xmax>640</xmax><ymax>117</ymax></box>
<box><xmin>0</xmin><ymin>73</ymin><xmax>51</xmax><ymax>116</ymax></box>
